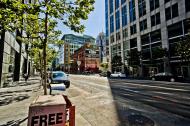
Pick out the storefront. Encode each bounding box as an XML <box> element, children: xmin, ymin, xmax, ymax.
<box><xmin>0</xmin><ymin>32</ymin><xmax>20</xmax><ymax>87</ymax></box>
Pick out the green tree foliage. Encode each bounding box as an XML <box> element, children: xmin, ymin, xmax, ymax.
<box><xmin>0</xmin><ymin>0</ymin><xmax>95</xmax><ymax>95</ymax></box>
<box><xmin>176</xmin><ymin>35</ymin><xmax>190</xmax><ymax>63</ymax></box>
<box><xmin>100</xmin><ymin>63</ymin><xmax>108</xmax><ymax>72</ymax></box>
<box><xmin>152</xmin><ymin>47</ymin><xmax>167</xmax><ymax>59</ymax></box>
<box><xmin>127</xmin><ymin>49</ymin><xmax>140</xmax><ymax>67</ymax></box>
<box><xmin>111</xmin><ymin>55</ymin><xmax>122</xmax><ymax>68</ymax></box>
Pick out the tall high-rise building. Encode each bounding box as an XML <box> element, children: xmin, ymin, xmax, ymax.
<box><xmin>105</xmin><ymin>0</ymin><xmax>190</xmax><ymax>78</ymax></box>
<box><xmin>96</xmin><ymin>32</ymin><xmax>108</xmax><ymax>63</ymax></box>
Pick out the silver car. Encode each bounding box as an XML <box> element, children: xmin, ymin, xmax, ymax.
<box><xmin>50</xmin><ymin>71</ymin><xmax>70</xmax><ymax>88</ymax></box>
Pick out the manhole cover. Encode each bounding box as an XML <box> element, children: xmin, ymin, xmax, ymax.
<box><xmin>127</xmin><ymin>114</ymin><xmax>154</xmax><ymax>126</ymax></box>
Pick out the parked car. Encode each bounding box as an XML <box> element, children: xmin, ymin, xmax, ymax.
<box><xmin>151</xmin><ymin>72</ymin><xmax>183</xmax><ymax>82</ymax></box>
<box><xmin>50</xmin><ymin>71</ymin><xmax>70</xmax><ymax>88</ymax></box>
<box><xmin>110</xmin><ymin>72</ymin><xmax>126</xmax><ymax>78</ymax></box>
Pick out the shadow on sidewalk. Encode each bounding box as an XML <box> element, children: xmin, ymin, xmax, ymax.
<box><xmin>0</xmin><ymin>94</ymin><xmax>30</xmax><ymax>106</ymax></box>
<box><xmin>0</xmin><ymin>117</ymin><xmax>28</xmax><ymax>126</ymax></box>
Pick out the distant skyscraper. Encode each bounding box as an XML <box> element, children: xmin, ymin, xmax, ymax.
<box><xmin>96</xmin><ymin>32</ymin><xmax>107</xmax><ymax>63</ymax></box>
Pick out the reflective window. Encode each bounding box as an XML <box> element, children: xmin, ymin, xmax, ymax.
<box><xmin>130</xmin><ymin>38</ymin><xmax>137</xmax><ymax>48</ymax></box>
<box><xmin>138</xmin><ymin>0</ymin><xmax>146</xmax><ymax>17</ymax></box>
<box><xmin>165</xmin><ymin>3</ymin><xmax>178</xmax><ymax>21</ymax></box>
<box><xmin>115</xmin><ymin>0</ymin><xmax>120</xmax><ymax>9</ymax></box>
<box><xmin>130</xmin><ymin>24</ymin><xmax>136</xmax><ymax>35</ymax></box>
<box><xmin>150</xmin><ymin>0</ymin><xmax>159</xmax><ymax>11</ymax></box>
<box><xmin>121</xmin><ymin>0</ymin><xmax>126</xmax><ymax>5</ymax></box>
<box><xmin>129</xmin><ymin>0</ymin><xmax>136</xmax><ymax>22</ymax></box>
<box><xmin>186</xmin><ymin>0</ymin><xmax>190</xmax><ymax>12</ymax></box>
<box><xmin>110</xmin><ymin>0</ymin><xmax>114</xmax><ymax>14</ymax></box>
<box><xmin>168</xmin><ymin>22</ymin><xmax>183</xmax><ymax>38</ymax></box>
<box><xmin>151</xmin><ymin>12</ymin><xmax>160</xmax><ymax>27</ymax></box>
<box><xmin>110</xmin><ymin>15</ymin><xmax>114</xmax><ymax>33</ymax></box>
<box><xmin>116</xmin><ymin>11</ymin><xmax>120</xmax><ymax>30</ymax></box>
<box><xmin>140</xmin><ymin>19</ymin><xmax>147</xmax><ymax>31</ymax></box>
<box><xmin>122</xmin><ymin>5</ymin><xmax>128</xmax><ymax>26</ymax></box>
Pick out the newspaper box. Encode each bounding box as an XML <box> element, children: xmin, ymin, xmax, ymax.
<box><xmin>28</xmin><ymin>95</ymin><xmax>66</xmax><ymax>126</ymax></box>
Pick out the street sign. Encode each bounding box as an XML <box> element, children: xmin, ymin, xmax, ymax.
<box><xmin>77</xmin><ymin>61</ymin><xmax>81</xmax><ymax>66</ymax></box>
<box><xmin>28</xmin><ymin>95</ymin><xmax>66</xmax><ymax>126</ymax></box>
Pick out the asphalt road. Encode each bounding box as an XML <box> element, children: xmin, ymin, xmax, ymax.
<box><xmin>109</xmin><ymin>79</ymin><xmax>190</xmax><ymax>126</ymax></box>
<box><xmin>56</xmin><ymin>75</ymin><xmax>190</xmax><ymax>126</ymax></box>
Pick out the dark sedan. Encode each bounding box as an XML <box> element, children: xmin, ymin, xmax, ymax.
<box><xmin>151</xmin><ymin>72</ymin><xmax>183</xmax><ymax>82</ymax></box>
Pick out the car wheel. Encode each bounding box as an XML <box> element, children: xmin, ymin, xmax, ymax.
<box><xmin>170</xmin><ymin>78</ymin><xmax>175</xmax><ymax>82</ymax></box>
<box><xmin>152</xmin><ymin>77</ymin><xmax>155</xmax><ymax>81</ymax></box>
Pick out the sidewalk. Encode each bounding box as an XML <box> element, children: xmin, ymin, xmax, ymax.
<box><xmin>0</xmin><ymin>77</ymin><xmax>43</xmax><ymax>126</ymax></box>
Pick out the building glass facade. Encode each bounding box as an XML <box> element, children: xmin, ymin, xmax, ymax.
<box><xmin>106</xmin><ymin>0</ymin><xmax>190</xmax><ymax>78</ymax></box>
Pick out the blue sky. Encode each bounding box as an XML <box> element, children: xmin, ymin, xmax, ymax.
<box><xmin>57</xmin><ymin>0</ymin><xmax>105</xmax><ymax>38</ymax></box>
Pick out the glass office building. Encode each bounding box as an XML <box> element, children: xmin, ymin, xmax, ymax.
<box><xmin>106</xmin><ymin>0</ymin><xmax>190</xmax><ymax>78</ymax></box>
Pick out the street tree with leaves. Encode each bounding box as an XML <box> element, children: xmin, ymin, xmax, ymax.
<box><xmin>0</xmin><ymin>0</ymin><xmax>95</xmax><ymax>95</ymax></box>
<box><xmin>176</xmin><ymin>35</ymin><xmax>190</xmax><ymax>63</ymax></box>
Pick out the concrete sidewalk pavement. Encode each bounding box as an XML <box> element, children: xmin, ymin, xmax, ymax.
<box><xmin>0</xmin><ymin>77</ymin><xmax>43</xmax><ymax>126</ymax></box>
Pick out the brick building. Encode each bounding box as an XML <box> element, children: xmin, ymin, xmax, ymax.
<box><xmin>71</xmin><ymin>43</ymin><xmax>100</xmax><ymax>73</ymax></box>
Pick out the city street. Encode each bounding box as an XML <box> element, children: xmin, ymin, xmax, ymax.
<box><xmin>64</xmin><ymin>75</ymin><xmax>190</xmax><ymax>126</ymax></box>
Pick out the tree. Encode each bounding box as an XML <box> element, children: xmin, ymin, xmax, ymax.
<box><xmin>100</xmin><ymin>63</ymin><xmax>108</xmax><ymax>72</ymax></box>
<box><xmin>127</xmin><ymin>49</ymin><xmax>140</xmax><ymax>67</ymax></box>
<box><xmin>176</xmin><ymin>35</ymin><xmax>190</xmax><ymax>63</ymax></box>
<box><xmin>0</xmin><ymin>0</ymin><xmax>95</xmax><ymax>95</ymax></box>
<box><xmin>111</xmin><ymin>55</ymin><xmax>122</xmax><ymax>72</ymax></box>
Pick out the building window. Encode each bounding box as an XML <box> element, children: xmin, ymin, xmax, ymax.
<box><xmin>165</xmin><ymin>3</ymin><xmax>179</xmax><ymax>21</ymax></box>
<box><xmin>184</xmin><ymin>19</ymin><xmax>190</xmax><ymax>34</ymax></box>
<box><xmin>150</xmin><ymin>29</ymin><xmax>161</xmax><ymax>42</ymax></box>
<box><xmin>172</xmin><ymin>4</ymin><xmax>179</xmax><ymax>18</ymax></box>
<box><xmin>130</xmin><ymin>24</ymin><xmax>136</xmax><ymax>35</ymax></box>
<box><xmin>140</xmin><ymin>19</ymin><xmax>147</xmax><ymax>31</ymax></box>
<box><xmin>116</xmin><ymin>32</ymin><xmax>121</xmax><ymax>41</ymax></box>
<box><xmin>121</xmin><ymin>0</ymin><xmax>126</xmax><ymax>5</ymax></box>
<box><xmin>138</xmin><ymin>0</ymin><xmax>146</xmax><ymax>17</ymax></box>
<box><xmin>168</xmin><ymin>22</ymin><xmax>183</xmax><ymax>38</ymax></box>
<box><xmin>141</xmin><ymin>33</ymin><xmax>150</xmax><ymax>45</ymax></box>
<box><xmin>150</xmin><ymin>0</ymin><xmax>159</xmax><ymax>11</ymax></box>
<box><xmin>130</xmin><ymin>38</ymin><xmax>137</xmax><ymax>48</ymax></box>
<box><xmin>110</xmin><ymin>0</ymin><xmax>114</xmax><ymax>14</ymax></box>
<box><xmin>165</xmin><ymin>0</ymin><xmax>170</xmax><ymax>3</ymax></box>
<box><xmin>123</xmin><ymin>40</ymin><xmax>129</xmax><ymax>51</ymax></box>
<box><xmin>116</xmin><ymin>11</ymin><xmax>120</xmax><ymax>30</ymax></box>
<box><xmin>122</xmin><ymin>28</ymin><xmax>128</xmax><ymax>38</ymax></box>
<box><xmin>110</xmin><ymin>15</ymin><xmax>114</xmax><ymax>33</ymax></box>
<box><xmin>111</xmin><ymin>35</ymin><xmax>115</xmax><ymax>43</ymax></box>
<box><xmin>185</xmin><ymin>0</ymin><xmax>190</xmax><ymax>12</ymax></box>
<box><xmin>122</xmin><ymin>5</ymin><xmax>128</xmax><ymax>27</ymax></box>
<box><xmin>151</xmin><ymin>12</ymin><xmax>160</xmax><ymax>27</ymax></box>
<box><xmin>115</xmin><ymin>0</ymin><xmax>120</xmax><ymax>10</ymax></box>
<box><xmin>105</xmin><ymin>0</ymin><xmax>109</xmax><ymax>37</ymax></box>
<box><xmin>129</xmin><ymin>0</ymin><xmax>136</xmax><ymax>22</ymax></box>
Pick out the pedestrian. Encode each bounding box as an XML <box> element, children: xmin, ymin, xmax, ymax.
<box><xmin>107</xmin><ymin>71</ymin><xmax>111</xmax><ymax>78</ymax></box>
<box><xmin>23</xmin><ymin>73</ymin><xmax>29</xmax><ymax>82</ymax></box>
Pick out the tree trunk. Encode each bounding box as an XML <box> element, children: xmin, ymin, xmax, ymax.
<box><xmin>43</xmin><ymin>0</ymin><xmax>48</xmax><ymax>95</ymax></box>
<box><xmin>39</xmin><ymin>51</ymin><xmax>43</xmax><ymax>86</ymax></box>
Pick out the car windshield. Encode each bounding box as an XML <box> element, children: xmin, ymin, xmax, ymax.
<box><xmin>52</xmin><ymin>72</ymin><xmax>65</xmax><ymax>78</ymax></box>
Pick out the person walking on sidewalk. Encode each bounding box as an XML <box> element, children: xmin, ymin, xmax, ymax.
<box><xmin>23</xmin><ymin>73</ymin><xmax>29</xmax><ymax>82</ymax></box>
